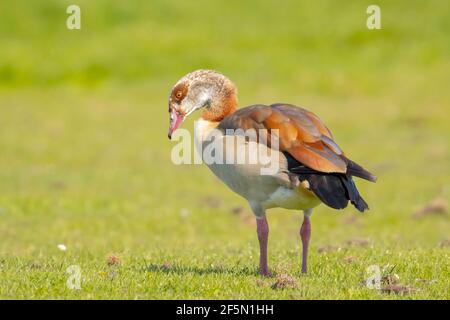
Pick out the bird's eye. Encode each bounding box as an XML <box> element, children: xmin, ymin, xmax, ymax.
<box><xmin>175</xmin><ymin>91</ymin><xmax>183</xmax><ymax>99</ymax></box>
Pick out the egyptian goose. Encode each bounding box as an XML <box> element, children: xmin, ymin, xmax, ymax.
<box><xmin>167</xmin><ymin>70</ymin><xmax>376</xmax><ymax>275</ymax></box>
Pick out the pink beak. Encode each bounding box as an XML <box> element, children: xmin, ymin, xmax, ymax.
<box><xmin>168</xmin><ymin>109</ymin><xmax>185</xmax><ymax>139</ymax></box>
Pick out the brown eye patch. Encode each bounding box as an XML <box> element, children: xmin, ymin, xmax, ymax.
<box><xmin>171</xmin><ymin>82</ymin><xmax>188</xmax><ymax>103</ymax></box>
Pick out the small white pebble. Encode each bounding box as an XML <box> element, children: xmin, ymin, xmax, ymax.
<box><xmin>57</xmin><ymin>244</ymin><xmax>67</xmax><ymax>251</ymax></box>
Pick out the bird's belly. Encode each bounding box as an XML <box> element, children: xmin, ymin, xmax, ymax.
<box><xmin>194</xmin><ymin>119</ymin><xmax>320</xmax><ymax>210</ymax></box>
<box><xmin>199</xmin><ymin>147</ymin><xmax>287</xmax><ymax>202</ymax></box>
<box><xmin>206</xmin><ymin>161</ymin><xmax>279</xmax><ymax>201</ymax></box>
<box><xmin>206</xmin><ymin>161</ymin><xmax>320</xmax><ymax>211</ymax></box>
<box><xmin>262</xmin><ymin>186</ymin><xmax>321</xmax><ymax>210</ymax></box>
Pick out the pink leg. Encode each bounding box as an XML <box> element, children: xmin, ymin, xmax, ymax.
<box><xmin>300</xmin><ymin>214</ymin><xmax>312</xmax><ymax>274</ymax></box>
<box><xmin>256</xmin><ymin>217</ymin><xmax>270</xmax><ymax>276</ymax></box>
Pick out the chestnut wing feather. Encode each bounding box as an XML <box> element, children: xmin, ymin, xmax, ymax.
<box><xmin>218</xmin><ymin>104</ymin><xmax>347</xmax><ymax>174</ymax></box>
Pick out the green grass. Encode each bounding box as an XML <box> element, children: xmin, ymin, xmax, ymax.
<box><xmin>0</xmin><ymin>0</ymin><xmax>449</xmax><ymax>299</ymax></box>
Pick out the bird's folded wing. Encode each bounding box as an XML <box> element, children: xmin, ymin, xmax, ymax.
<box><xmin>218</xmin><ymin>104</ymin><xmax>347</xmax><ymax>174</ymax></box>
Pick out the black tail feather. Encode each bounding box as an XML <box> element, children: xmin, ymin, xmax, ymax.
<box><xmin>295</xmin><ymin>172</ymin><xmax>369</xmax><ymax>212</ymax></box>
<box><xmin>339</xmin><ymin>175</ymin><xmax>369</xmax><ymax>212</ymax></box>
<box><xmin>285</xmin><ymin>153</ymin><xmax>372</xmax><ymax>212</ymax></box>
<box><xmin>302</xmin><ymin>174</ymin><xmax>349</xmax><ymax>210</ymax></box>
<box><xmin>345</xmin><ymin>158</ymin><xmax>377</xmax><ymax>182</ymax></box>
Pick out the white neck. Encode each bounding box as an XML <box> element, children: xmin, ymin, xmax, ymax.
<box><xmin>193</xmin><ymin>118</ymin><xmax>220</xmax><ymax>153</ymax></box>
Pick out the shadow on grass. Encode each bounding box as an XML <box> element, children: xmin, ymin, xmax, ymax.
<box><xmin>144</xmin><ymin>263</ymin><xmax>257</xmax><ymax>276</ymax></box>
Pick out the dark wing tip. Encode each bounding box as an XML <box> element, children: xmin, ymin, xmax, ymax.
<box><xmin>352</xmin><ymin>197</ymin><xmax>369</xmax><ymax>212</ymax></box>
<box><xmin>344</xmin><ymin>158</ymin><xmax>377</xmax><ymax>183</ymax></box>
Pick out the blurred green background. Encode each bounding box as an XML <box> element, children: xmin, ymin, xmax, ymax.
<box><xmin>0</xmin><ymin>0</ymin><xmax>448</xmax><ymax>299</ymax></box>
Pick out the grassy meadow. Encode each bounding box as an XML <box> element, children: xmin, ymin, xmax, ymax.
<box><xmin>0</xmin><ymin>0</ymin><xmax>449</xmax><ymax>299</ymax></box>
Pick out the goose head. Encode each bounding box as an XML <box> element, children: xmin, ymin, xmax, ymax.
<box><xmin>168</xmin><ymin>69</ymin><xmax>238</xmax><ymax>139</ymax></box>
